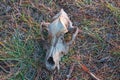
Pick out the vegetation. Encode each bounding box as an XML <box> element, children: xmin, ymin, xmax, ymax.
<box><xmin>0</xmin><ymin>0</ymin><xmax>120</xmax><ymax>80</ymax></box>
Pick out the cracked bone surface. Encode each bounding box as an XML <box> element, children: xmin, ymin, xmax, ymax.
<box><xmin>44</xmin><ymin>9</ymin><xmax>79</xmax><ymax>71</ymax></box>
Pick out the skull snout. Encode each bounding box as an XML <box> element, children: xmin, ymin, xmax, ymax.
<box><xmin>46</xmin><ymin>51</ymin><xmax>61</xmax><ymax>71</ymax></box>
<box><xmin>45</xmin><ymin>39</ymin><xmax>65</xmax><ymax>71</ymax></box>
<box><xmin>46</xmin><ymin>56</ymin><xmax>56</xmax><ymax>70</ymax></box>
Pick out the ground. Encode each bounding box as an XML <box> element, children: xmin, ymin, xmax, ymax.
<box><xmin>0</xmin><ymin>0</ymin><xmax>120</xmax><ymax>80</ymax></box>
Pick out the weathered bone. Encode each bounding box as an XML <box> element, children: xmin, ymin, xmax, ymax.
<box><xmin>41</xmin><ymin>9</ymin><xmax>79</xmax><ymax>71</ymax></box>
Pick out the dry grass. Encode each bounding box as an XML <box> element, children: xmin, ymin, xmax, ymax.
<box><xmin>0</xmin><ymin>0</ymin><xmax>120</xmax><ymax>80</ymax></box>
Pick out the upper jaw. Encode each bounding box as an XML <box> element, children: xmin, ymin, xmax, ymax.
<box><xmin>45</xmin><ymin>38</ymin><xmax>67</xmax><ymax>71</ymax></box>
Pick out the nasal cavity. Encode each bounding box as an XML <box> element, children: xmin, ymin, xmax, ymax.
<box><xmin>47</xmin><ymin>57</ymin><xmax>55</xmax><ymax>65</ymax></box>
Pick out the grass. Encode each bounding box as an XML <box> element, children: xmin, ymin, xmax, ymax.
<box><xmin>0</xmin><ymin>27</ymin><xmax>39</xmax><ymax>79</ymax></box>
<box><xmin>0</xmin><ymin>0</ymin><xmax>120</xmax><ymax>80</ymax></box>
<box><xmin>0</xmin><ymin>3</ymin><xmax>42</xmax><ymax>78</ymax></box>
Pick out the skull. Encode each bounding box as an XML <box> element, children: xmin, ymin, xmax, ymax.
<box><xmin>41</xmin><ymin>9</ymin><xmax>79</xmax><ymax>71</ymax></box>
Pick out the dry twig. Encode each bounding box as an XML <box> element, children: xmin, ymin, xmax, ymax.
<box><xmin>66</xmin><ymin>63</ymin><xmax>75</xmax><ymax>80</ymax></box>
<box><xmin>79</xmin><ymin>63</ymin><xmax>100</xmax><ymax>80</ymax></box>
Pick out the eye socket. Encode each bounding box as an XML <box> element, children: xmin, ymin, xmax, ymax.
<box><xmin>64</xmin><ymin>28</ymin><xmax>77</xmax><ymax>43</ymax></box>
<box><xmin>64</xmin><ymin>31</ymin><xmax>72</xmax><ymax>43</ymax></box>
<box><xmin>47</xmin><ymin>57</ymin><xmax>55</xmax><ymax>66</ymax></box>
<box><xmin>42</xmin><ymin>28</ymin><xmax>49</xmax><ymax>40</ymax></box>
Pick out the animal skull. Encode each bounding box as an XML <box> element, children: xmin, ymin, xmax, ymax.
<box><xmin>41</xmin><ymin>9</ymin><xmax>79</xmax><ymax>71</ymax></box>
